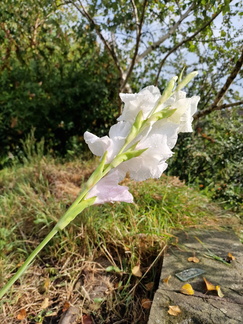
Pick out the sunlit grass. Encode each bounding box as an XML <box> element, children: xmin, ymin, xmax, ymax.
<box><xmin>0</xmin><ymin>155</ymin><xmax>240</xmax><ymax>323</ymax></box>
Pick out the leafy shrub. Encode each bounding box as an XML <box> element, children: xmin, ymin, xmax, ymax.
<box><xmin>167</xmin><ymin>108</ymin><xmax>243</xmax><ymax>210</ymax></box>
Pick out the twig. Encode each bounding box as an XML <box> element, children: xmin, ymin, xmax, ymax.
<box><xmin>120</xmin><ymin>0</ymin><xmax>148</xmax><ymax>93</ymax></box>
<box><xmin>135</xmin><ymin>3</ymin><xmax>196</xmax><ymax>63</ymax></box>
<box><xmin>194</xmin><ymin>47</ymin><xmax>243</xmax><ymax>119</ymax></box>
<box><xmin>75</xmin><ymin>0</ymin><xmax>124</xmax><ymax>78</ymax></box>
<box><xmin>154</xmin><ymin>8</ymin><xmax>223</xmax><ymax>85</ymax></box>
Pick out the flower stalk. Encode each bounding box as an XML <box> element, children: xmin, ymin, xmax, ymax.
<box><xmin>0</xmin><ymin>72</ymin><xmax>199</xmax><ymax>300</ymax></box>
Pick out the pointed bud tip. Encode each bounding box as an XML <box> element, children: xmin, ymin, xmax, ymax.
<box><xmin>191</xmin><ymin>71</ymin><xmax>198</xmax><ymax>77</ymax></box>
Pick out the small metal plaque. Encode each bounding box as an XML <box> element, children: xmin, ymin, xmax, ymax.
<box><xmin>175</xmin><ymin>268</ymin><xmax>205</xmax><ymax>281</ymax></box>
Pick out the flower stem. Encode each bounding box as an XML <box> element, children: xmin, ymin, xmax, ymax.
<box><xmin>0</xmin><ymin>226</ymin><xmax>59</xmax><ymax>299</ymax></box>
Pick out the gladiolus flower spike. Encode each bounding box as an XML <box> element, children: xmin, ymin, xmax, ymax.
<box><xmin>85</xmin><ymin>71</ymin><xmax>199</xmax><ymax>198</ymax></box>
<box><xmin>0</xmin><ymin>72</ymin><xmax>199</xmax><ymax>300</ymax></box>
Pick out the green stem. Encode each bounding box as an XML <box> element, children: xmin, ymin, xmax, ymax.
<box><xmin>0</xmin><ymin>226</ymin><xmax>58</xmax><ymax>299</ymax></box>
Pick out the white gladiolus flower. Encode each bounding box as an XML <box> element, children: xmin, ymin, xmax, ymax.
<box><xmin>84</xmin><ymin>74</ymin><xmax>200</xmax><ymax>203</ymax></box>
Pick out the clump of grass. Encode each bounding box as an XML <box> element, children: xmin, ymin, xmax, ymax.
<box><xmin>0</xmin><ymin>155</ymin><xmax>241</xmax><ymax>323</ymax></box>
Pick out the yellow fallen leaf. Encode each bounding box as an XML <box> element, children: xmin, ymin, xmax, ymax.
<box><xmin>132</xmin><ymin>265</ymin><xmax>142</xmax><ymax>277</ymax></box>
<box><xmin>215</xmin><ymin>285</ymin><xmax>224</xmax><ymax>298</ymax></box>
<box><xmin>44</xmin><ymin>278</ymin><xmax>51</xmax><ymax>290</ymax></box>
<box><xmin>41</xmin><ymin>297</ymin><xmax>49</xmax><ymax>309</ymax></box>
<box><xmin>141</xmin><ymin>298</ymin><xmax>152</xmax><ymax>309</ymax></box>
<box><xmin>203</xmin><ymin>277</ymin><xmax>216</xmax><ymax>291</ymax></box>
<box><xmin>16</xmin><ymin>309</ymin><xmax>27</xmax><ymax>320</ymax></box>
<box><xmin>168</xmin><ymin>305</ymin><xmax>181</xmax><ymax>316</ymax></box>
<box><xmin>187</xmin><ymin>256</ymin><xmax>200</xmax><ymax>263</ymax></box>
<box><xmin>162</xmin><ymin>275</ymin><xmax>171</xmax><ymax>285</ymax></box>
<box><xmin>180</xmin><ymin>283</ymin><xmax>194</xmax><ymax>295</ymax></box>
<box><xmin>227</xmin><ymin>252</ymin><xmax>236</xmax><ymax>261</ymax></box>
<box><xmin>16</xmin><ymin>261</ymin><xmax>24</xmax><ymax>268</ymax></box>
<box><xmin>38</xmin><ymin>277</ymin><xmax>51</xmax><ymax>294</ymax></box>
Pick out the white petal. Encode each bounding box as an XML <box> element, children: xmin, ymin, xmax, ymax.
<box><xmin>151</xmin><ymin>119</ymin><xmax>179</xmax><ymax>149</ymax></box>
<box><xmin>84</xmin><ymin>131</ymin><xmax>111</xmax><ymax>157</ymax></box>
<box><xmin>118</xmin><ymin>86</ymin><xmax>161</xmax><ymax>122</ymax></box>
<box><xmin>178</xmin><ymin>96</ymin><xmax>200</xmax><ymax>132</ymax></box>
<box><xmin>86</xmin><ymin>170</ymin><xmax>133</xmax><ymax>204</ymax></box>
<box><xmin>118</xmin><ymin>133</ymin><xmax>173</xmax><ymax>181</ymax></box>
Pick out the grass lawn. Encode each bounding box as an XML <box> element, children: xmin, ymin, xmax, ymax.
<box><xmin>0</xmin><ymin>156</ymin><xmax>241</xmax><ymax>323</ymax></box>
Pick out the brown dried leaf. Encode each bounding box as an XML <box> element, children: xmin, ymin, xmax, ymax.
<box><xmin>168</xmin><ymin>305</ymin><xmax>182</xmax><ymax>316</ymax></box>
<box><xmin>145</xmin><ymin>282</ymin><xmax>154</xmax><ymax>291</ymax></box>
<box><xmin>215</xmin><ymin>285</ymin><xmax>224</xmax><ymax>298</ymax></box>
<box><xmin>162</xmin><ymin>275</ymin><xmax>171</xmax><ymax>284</ymax></box>
<box><xmin>62</xmin><ymin>301</ymin><xmax>70</xmax><ymax>312</ymax></box>
<box><xmin>180</xmin><ymin>283</ymin><xmax>194</xmax><ymax>295</ymax></box>
<box><xmin>203</xmin><ymin>277</ymin><xmax>216</xmax><ymax>291</ymax></box>
<box><xmin>141</xmin><ymin>298</ymin><xmax>152</xmax><ymax>309</ymax></box>
<box><xmin>16</xmin><ymin>309</ymin><xmax>27</xmax><ymax>320</ymax></box>
<box><xmin>187</xmin><ymin>256</ymin><xmax>200</xmax><ymax>263</ymax></box>
<box><xmin>82</xmin><ymin>314</ymin><xmax>93</xmax><ymax>324</ymax></box>
<box><xmin>132</xmin><ymin>265</ymin><xmax>142</xmax><ymax>277</ymax></box>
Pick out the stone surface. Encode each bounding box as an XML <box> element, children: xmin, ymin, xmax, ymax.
<box><xmin>148</xmin><ymin>230</ymin><xmax>243</xmax><ymax>324</ymax></box>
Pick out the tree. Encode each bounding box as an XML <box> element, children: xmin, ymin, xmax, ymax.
<box><xmin>60</xmin><ymin>0</ymin><xmax>242</xmax><ymax>208</ymax></box>
<box><xmin>0</xmin><ymin>0</ymin><xmax>120</xmax><ymax>160</ymax></box>
<box><xmin>63</xmin><ymin>0</ymin><xmax>243</xmax><ymax>117</ymax></box>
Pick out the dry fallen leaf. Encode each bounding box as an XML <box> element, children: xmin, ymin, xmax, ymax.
<box><xmin>132</xmin><ymin>265</ymin><xmax>142</xmax><ymax>277</ymax></box>
<box><xmin>38</xmin><ymin>277</ymin><xmax>51</xmax><ymax>294</ymax></box>
<box><xmin>141</xmin><ymin>298</ymin><xmax>152</xmax><ymax>309</ymax></box>
<box><xmin>62</xmin><ymin>301</ymin><xmax>70</xmax><ymax>312</ymax></box>
<box><xmin>41</xmin><ymin>298</ymin><xmax>49</xmax><ymax>309</ymax></box>
<box><xmin>227</xmin><ymin>252</ymin><xmax>236</xmax><ymax>261</ymax></box>
<box><xmin>82</xmin><ymin>314</ymin><xmax>93</xmax><ymax>324</ymax></box>
<box><xmin>145</xmin><ymin>282</ymin><xmax>154</xmax><ymax>291</ymax></box>
<box><xmin>215</xmin><ymin>285</ymin><xmax>224</xmax><ymax>298</ymax></box>
<box><xmin>180</xmin><ymin>283</ymin><xmax>194</xmax><ymax>295</ymax></box>
<box><xmin>16</xmin><ymin>261</ymin><xmax>24</xmax><ymax>268</ymax></box>
<box><xmin>44</xmin><ymin>278</ymin><xmax>51</xmax><ymax>290</ymax></box>
<box><xmin>188</xmin><ymin>256</ymin><xmax>200</xmax><ymax>263</ymax></box>
<box><xmin>16</xmin><ymin>309</ymin><xmax>27</xmax><ymax>320</ymax></box>
<box><xmin>162</xmin><ymin>275</ymin><xmax>171</xmax><ymax>285</ymax></box>
<box><xmin>203</xmin><ymin>277</ymin><xmax>216</xmax><ymax>291</ymax></box>
<box><xmin>168</xmin><ymin>305</ymin><xmax>182</xmax><ymax>316</ymax></box>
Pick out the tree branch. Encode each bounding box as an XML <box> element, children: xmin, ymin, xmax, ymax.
<box><xmin>135</xmin><ymin>2</ymin><xmax>196</xmax><ymax>63</ymax></box>
<box><xmin>74</xmin><ymin>0</ymin><xmax>124</xmax><ymax>78</ymax></box>
<box><xmin>194</xmin><ymin>47</ymin><xmax>243</xmax><ymax>119</ymax></box>
<box><xmin>120</xmin><ymin>0</ymin><xmax>148</xmax><ymax>92</ymax></box>
<box><xmin>213</xmin><ymin>100</ymin><xmax>243</xmax><ymax>110</ymax></box>
<box><xmin>154</xmin><ymin>8</ymin><xmax>223</xmax><ymax>85</ymax></box>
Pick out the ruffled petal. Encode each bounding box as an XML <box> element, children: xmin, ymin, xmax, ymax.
<box><xmin>118</xmin><ymin>86</ymin><xmax>161</xmax><ymax>122</ymax></box>
<box><xmin>86</xmin><ymin>170</ymin><xmax>133</xmax><ymax>204</ymax></box>
<box><xmin>118</xmin><ymin>133</ymin><xmax>173</xmax><ymax>181</ymax></box>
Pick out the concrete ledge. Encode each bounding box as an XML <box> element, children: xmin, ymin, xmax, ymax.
<box><xmin>148</xmin><ymin>230</ymin><xmax>243</xmax><ymax>324</ymax></box>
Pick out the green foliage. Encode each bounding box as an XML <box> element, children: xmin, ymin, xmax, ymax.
<box><xmin>167</xmin><ymin>107</ymin><xmax>243</xmax><ymax>210</ymax></box>
<box><xmin>0</xmin><ymin>1</ymin><xmax>119</xmax><ymax>165</ymax></box>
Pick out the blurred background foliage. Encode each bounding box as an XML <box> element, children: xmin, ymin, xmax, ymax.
<box><xmin>0</xmin><ymin>0</ymin><xmax>242</xmax><ymax>209</ymax></box>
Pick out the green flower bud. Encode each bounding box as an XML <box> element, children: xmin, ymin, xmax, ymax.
<box><xmin>176</xmin><ymin>71</ymin><xmax>198</xmax><ymax>92</ymax></box>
